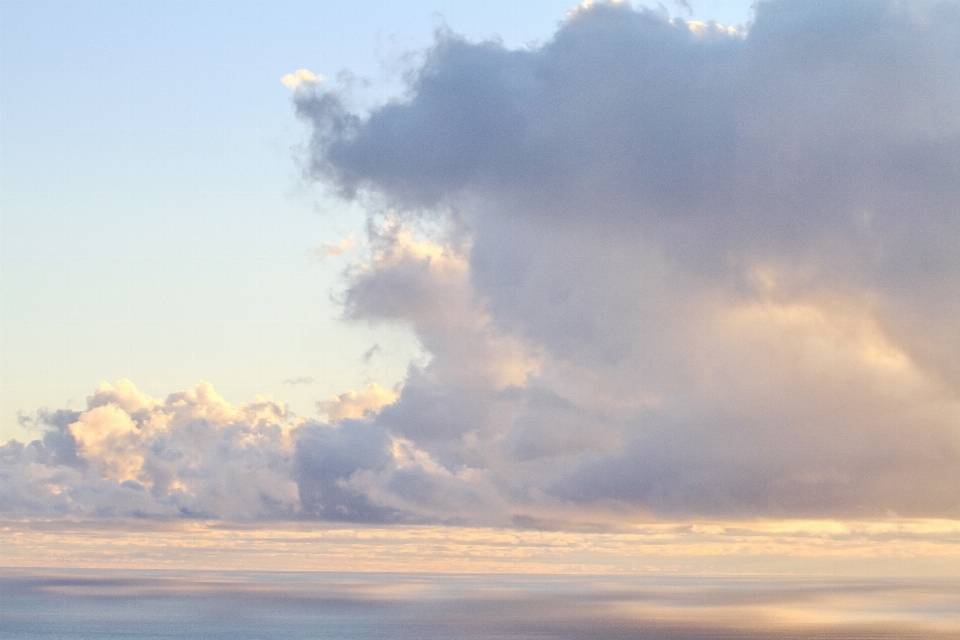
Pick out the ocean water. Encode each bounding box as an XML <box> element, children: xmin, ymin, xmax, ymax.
<box><xmin>2</xmin><ymin>569</ymin><xmax>959</xmax><ymax>639</ymax></box>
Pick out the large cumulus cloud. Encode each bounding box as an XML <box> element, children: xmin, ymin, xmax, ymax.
<box><xmin>293</xmin><ymin>0</ymin><xmax>960</xmax><ymax>520</ymax></box>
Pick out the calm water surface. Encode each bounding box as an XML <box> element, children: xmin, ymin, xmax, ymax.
<box><xmin>2</xmin><ymin>569</ymin><xmax>958</xmax><ymax>639</ymax></box>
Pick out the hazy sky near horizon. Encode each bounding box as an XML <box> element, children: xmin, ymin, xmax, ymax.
<box><xmin>3</xmin><ymin>0</ymin><xmax>960</xmax><ymax>543</ymax></box>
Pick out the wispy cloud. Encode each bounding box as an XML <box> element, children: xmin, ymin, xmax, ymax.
<box><xmin>4</xmin><ymin>518</ymin><xmax>960</xmax><ymax>575</ymax></box>
<box><xmin>310</xmin><ymin>233</ymin><xmax>358</xmax><ymax>259</ymax></box>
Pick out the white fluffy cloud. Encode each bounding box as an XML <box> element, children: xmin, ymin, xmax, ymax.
<box><xmin>2</xmin><ymin>381</ymin><xmax>301</xmax><ymax>520</ymax></box>
<box><xmin>281</xmin><ymin>68</ymin><xmax>324</xmax><ymax>89</ymax></box>
<box><xmin>319</xmin><ymin>381</ymin><xmax>399</xmax><ymax>423</ymax></box>
<box><xmin>5</xmin><ymin>0</ymin><xmax>960</xmax><ymax>524</ymax></box>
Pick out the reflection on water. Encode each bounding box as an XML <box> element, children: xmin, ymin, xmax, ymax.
<box><xmin>2</xmin><ymin>569</ymin><xmax>959</xmax><ymax>639</ymax></box>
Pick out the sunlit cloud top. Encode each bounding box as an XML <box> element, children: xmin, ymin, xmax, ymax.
<box><xmin>281</xmin><ymin>68</ymin><xmax>325</xmax><ymax>90</ymax></box>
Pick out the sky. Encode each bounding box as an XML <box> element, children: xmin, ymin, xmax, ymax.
<box><xmin>2</xmin><ymin>0</ymin><xmax>960</xmax><ymax>584</ymax></box>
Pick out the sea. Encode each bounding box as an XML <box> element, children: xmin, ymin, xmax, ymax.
<box><xmin>2</xmin><ymin>569</ymin><xmax>959</xmax><ymax>639</ymax></box>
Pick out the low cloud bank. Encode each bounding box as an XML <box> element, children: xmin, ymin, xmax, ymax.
<box><xmin>4</xmin><ymin>0</ymin><xmax>959</xmax><ymax>524</ymax></box>
<box><xmin>2</xmin><ymin>381</ymin><xmax>299</xmax><ymax>520</ymax></box>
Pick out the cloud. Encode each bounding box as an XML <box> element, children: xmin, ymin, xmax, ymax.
<box><xmin>281</xmin><ymin>68</ymin><xmax>325</xmax><ymax>90</ymax></box>
<box><xmin>341</xmin><ymin>222</ymin><xmax>541</xmax><ymax>393</ymax></box>
<box><xmin>683</xmin><ymin>19</ymin><xmax>740</xmax><ymax>37</ymax></box>
<box><xmin>2</xmin><ymin>381</ymin><xmax>301</xmax><ymax>520</ymax></box>
<box><xmin>4</xmin><ymin>0</ymin><xmax>960</xmax><ymax>526</ymax></box>
<box><xmin>283</xmin><ymin>376</ymin><xmax>316</xmax><ymax>386</ymax></box>
<box><xmin>311</xmin><ymin>233</ymin><xmax>358</xmax><ymax>259</ymax></box>
<box><xmin>2</xmin><ymin>378</ymin><xmax>484</xmax><ymax>525</ymax></box>
<box><xmin>319</xmin><ymin>382</ymin><xmax>399</xmax><ymax>423</ymax></box>
<box><xmin>290</xmin><ymin>0</ymin><xmax>960</xmax><ymax>520</ymax></box>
